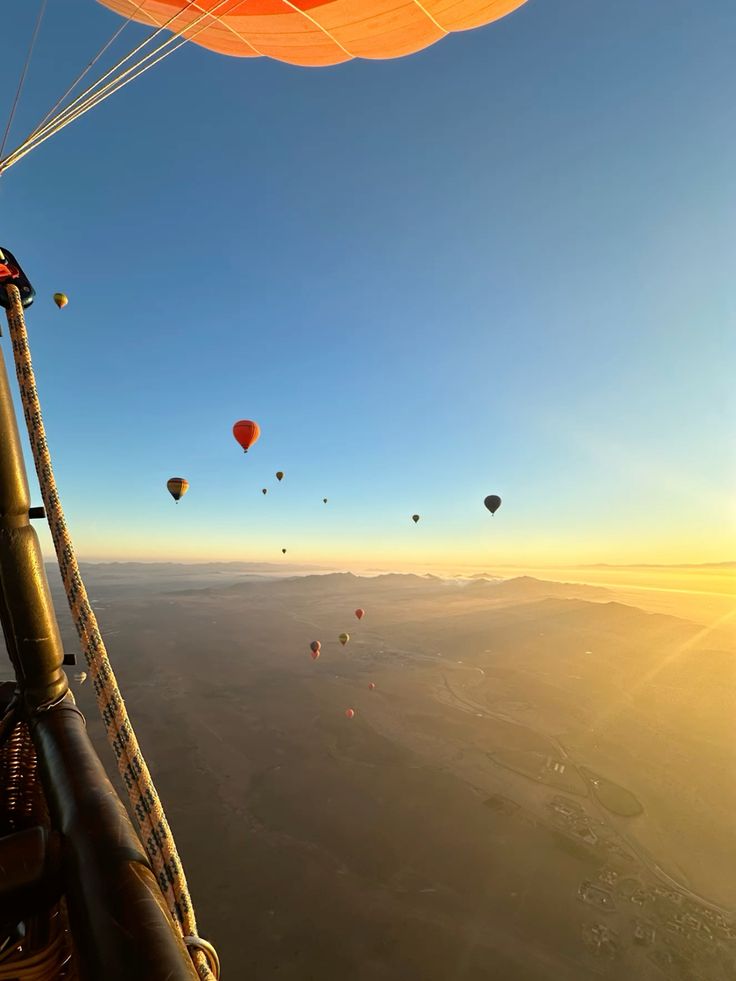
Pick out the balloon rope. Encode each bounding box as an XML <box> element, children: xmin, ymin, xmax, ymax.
<box><xmin>3</xmin><ymin>285</ymin><xmax>219</xmax><ymax>981</ymax></box>
<box><xmin>23</xmin><ymin>0</ymin><xmax>154</xmax><ymax>149</ymax></box>
<box><xmin>407</xmin><ymin>0</ymin><xmax>449</xmax><ymax>34</ymax></box>
<box><xmin>0</xmin><ymin>0</ymin><xmax>48</xmax><ymax>159</ymax></box>
<box><xmin>0</xmin><ymin>35</ymin><xmax>189</xmax><ymax>174</ymax></box>
<box><xmin>0</xmin><ymin>0</ymin><xmax>237</xmax><ymax>175</ymax></box>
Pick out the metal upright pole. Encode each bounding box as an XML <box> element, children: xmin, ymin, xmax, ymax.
<box><xmin>0</xmin><ymin>334</ymin><xmax>67</xmax><ymax>708</ymax></box>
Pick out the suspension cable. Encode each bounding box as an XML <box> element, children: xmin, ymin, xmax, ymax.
<box><xmin>0</xmin><ymin>0</ymin><xmax>48</xmax><ymax>159</ymax></box>
<box><xmin>25</xmin><ymin>0</ymin><xmax>151</xmax><ymax>147</ymax></box>
<box><xmin>0</xmin><ymin>0</ymin><xmax>238</xmax><ymax>176</ymax></box>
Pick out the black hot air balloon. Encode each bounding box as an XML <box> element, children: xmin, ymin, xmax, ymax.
<box><xmin>484</xmin><ymin>495</ymin><xmax>502</xmax><ymax>516</ymax></box>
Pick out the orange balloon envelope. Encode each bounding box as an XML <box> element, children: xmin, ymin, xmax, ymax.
<box><xmin>53</xmin><ymin>292</ymin><xmax>68</xmax><ymax>309</ymax></box>
<box><xmin>310</xmin><ymin>641</ymin><xmax>321</xmax><ymax>654</ymax></box>
<box><xmin>368</xmin><ymin>682</ymin><xmax>376</xmax><ymax>690</ymax></box>
<box><xmin>355</xmin><ymin>609</ymin><xmax>365</xmax><ymax>620</ymax></box>
<box><xmin>97</xmin><ymin>0</ymin><xmax>528</xmax><ymax>68</ymax></box>
<box><xmin>345</xmin><ymin>709</ymin><xmax>355</xmax><ymax>720</ymax></box>
<box><xmin>233</xmin><ymin>420</ymin><xmax>260</xmax><ymax>452</ymax></box>
<box><xmin>275</xmin><ymin>471</ymin><xmax>284</xmax><ymax>482</ymax></box>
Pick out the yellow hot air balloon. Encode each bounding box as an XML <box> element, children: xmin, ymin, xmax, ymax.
<box><xmin>339</xmin><ymin>632</ymin><xmax>350</xmax><ymax>646</ymax></box>
<box><xmin>166</xmin><ymin>477</ymin><xmax>189</xmax><ymax>502</ymax></box>
<box><xmin>53</xmin><ymin>292</ymin><xmax>68</xmax><ymax>309</ymax></box>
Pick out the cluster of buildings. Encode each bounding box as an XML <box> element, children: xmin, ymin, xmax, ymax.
<box><xmin>547</xmin><ymin>793</ymin><xmax>735</xmax><ymax>976</ymax></box>
<box><xmin>632</xmin><ymin>918</ymin><xmax>656</xmax><ymax>945</ymax></box>
<box><xmin>547</xmin><ymin>796</ymin><xmax>636</xmax><ymax>862</ymax></box>
<box><xmin>581</xmin><ymin>868</ymin><xmax>736</xmax><ymax>974</ymax></box>
<box><xmin>581</xmin><ymin>922</ymin><xmax>618</xmax><ymax>959</ymax></box>
<box><xmin>547</xmin><ymin>795</ymin><xmax>600</xmax><ymax>845</ymax></box>
<box><xmin>578</xmin><ymin>880</ymin><xmax>616</xmax><ymax>912</ymax></box>
<box><xmin>623</xmin><ymin>881</ymin><xmax>735</xmax><ymax>944</ymax></box>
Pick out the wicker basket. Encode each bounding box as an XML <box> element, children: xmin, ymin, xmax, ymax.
<box><xmin>0</xmin><ymin>719</ymin><xmax>77</xmax><ymax>980</ymax></box>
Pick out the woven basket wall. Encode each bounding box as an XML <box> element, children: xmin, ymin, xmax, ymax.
<box><xmin>0</xmin><ymin>719</ymin><xmax>77</xmax><ymax>980</ymax></box>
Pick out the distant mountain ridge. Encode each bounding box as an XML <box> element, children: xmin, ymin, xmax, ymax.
<box><xmin>46</xmin><ymin>561</ymin><xmax>613</xmax><ymax>601</ymax></box>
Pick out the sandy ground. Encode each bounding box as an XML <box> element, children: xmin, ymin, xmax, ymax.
<box><xmin>2</xmin><ymin>567</ymin><xmax>734</xmax><ymax>979</ymax></box>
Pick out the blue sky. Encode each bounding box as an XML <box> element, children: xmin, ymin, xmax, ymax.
<box><xmin>1</xmin><ymin>0</ymin><xmax>734</xmax><ymax>567</ymax></box>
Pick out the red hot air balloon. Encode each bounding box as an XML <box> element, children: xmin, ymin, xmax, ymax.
<box><xmin>368</xmin><ymin>682</ymin><xmax>376</xmax><ymax>690</ymax></box>
<box><xmin>310</xmin><ymin>641</ymin><xmax>321</xmax><ymax>655</ymax></box>
<box><xmin>233</xmin><ymin>420</ymin><xmax>260</xmax><ymax>452</ymax></box>
<box><xmin>345</xmin><ymin>709</ymin><xmax>355</xmax><ymax>720</ymax></box>
<box><xmin>354</xmin><ymin>609</ymin><xmax>365</xmax><ymax>621</ymax></box>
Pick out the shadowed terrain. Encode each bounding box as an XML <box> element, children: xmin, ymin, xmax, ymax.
<box><xmin>2</xmin><ymin>565</ymin><xmax>734</xmax><ymax>979</ymax></box>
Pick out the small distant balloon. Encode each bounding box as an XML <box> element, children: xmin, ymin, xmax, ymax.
<box><xmin>412</xmin><ymin>514</ymin><xmax>420</xmax><ymax>524</ymax></box>
<box><xmin>339</xmin><ymin>632</ymin><xmax>350</xmax><ymax>646</ymax></box>
<box><xmin>310</xmin><ymin>648</ymin><xmax>320</xmax><ymax>661</ymax></box>
<box><xmin>282</xmin><ymin>548</ymin><xmax>287</xmax><ymax>554</ymax></box>
<box><xmin>484</xmin><ymin>495</ymin><xmax>502</xmax><ymax>516</ymax></box>
<box><xmin>344</xmin><ymin>708</ymin><xmax>355</xmax><ymax>719</ymax></box>
<box><xmin>354</xmin><ymin>608</ymin><xmax>365</xmax><ymax>620</ymax></box>
<box><xmin>261</xmin><ymin>488</ymin><xmax>268</xmax><ymax>495</ymax></box>
<box><xmin>310</xmin><ymin>641</ymin><xmax>321</xmax><ymax>655</ymax></box>
<box><xmin>53</xmin><ymin>292</ymin><xmax>68</xmax><ymax>309</ymax></box>
<box><xmin>276</xmin><ymin>471</ymin><xmax>284</xmax><ymax>482</ymax></box>
<box><xmin>368</xmin><ymin>682</ymin><xmax>376</xmax><ymax>690</ymax></box>
<box><xmin>74</xmin><ymin>670</ymin><xmax>87</xmax><ymax>684</ymax></box>
<box><xmin>323</xmin><ymin>498</ymin><xmax>328</xmax><ymax>504</ymax></box>
<box><xmin>233</xmin><ymin>420</ymin><xmax>260</xmax><ymax>453</ymax></box>
<box><xmin>166</xmin><ymin>477</ymin><xmax>189</xmax><ymax>502</ymax></box>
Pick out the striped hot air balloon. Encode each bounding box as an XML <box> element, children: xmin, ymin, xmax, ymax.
<box><xmin>166</xmin><ymin>477</ymin><xmax>189</xmax><ymax>502</ymax></box>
